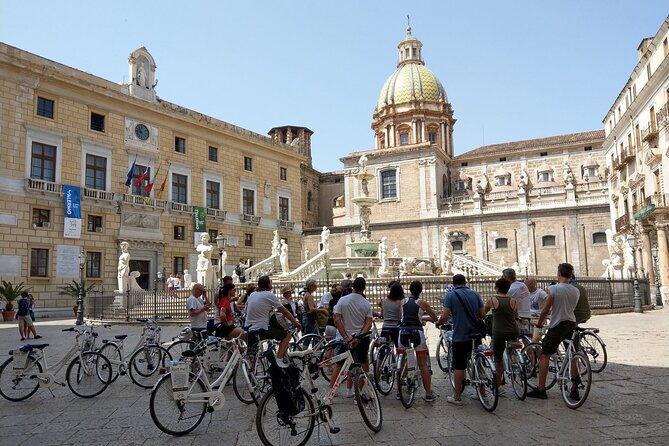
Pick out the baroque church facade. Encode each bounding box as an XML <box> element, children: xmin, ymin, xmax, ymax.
<box><xmin>305</xmin><ymin>26</ymin><xmax>611</xmax><ymax>278</ymax></box>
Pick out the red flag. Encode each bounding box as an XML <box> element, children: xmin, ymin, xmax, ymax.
<box><xmin>156</xmin><ymin>173</ymin><xmax>168</xmax><ymax>197</ymax></box>
<box><xmin>144</xmin><ymin>164</ymin><xmax>161</xmax><ymax>193</ymax></box>
<box><xmin>133</xmin><ymin>167</ymin><xmax>149</xmax><ymax>186</ymax></box>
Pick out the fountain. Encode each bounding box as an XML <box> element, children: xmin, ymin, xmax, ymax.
<box><xmin>348</xmin><ymin>154</ymin><xmax>380</xmax><ymax>257</ymax></box>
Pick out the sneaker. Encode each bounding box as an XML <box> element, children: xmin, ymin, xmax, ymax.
<box><xmin>345</xmin><ymin>388</ymin><xmax>355</xmax><ymax>398</ymax></box>
<box><xmin>569</xmin><ymin>389</ymin><xmax>580</xmax><ymax>401</ymax></box>
<box><xmin>34</xmin><ymin>335</ymin><xmax>42</xmax><ymax>339</ymax></box>
<box><xmin>276</xmin><ymin>358</ymin><xmax>289</xmax><ymax>368</ymax></box>
<box><xmin>446</xmin><ymin>396</ymin><xmax>462</xmax><ymax>406</ymax></box>
<box><xmin>526</xmin><ymin>388</ymin><xmax>548</xmax><ymax>399</ymax></box>
<box><xmin>423</xmin><ymin>393</ymin><xmax>437</xmax><ymax>403</ymax></box>
<box><xmin>20</xmin><ymin>338</ymin><xmax>25</xmax><ymax>341</ymax></box>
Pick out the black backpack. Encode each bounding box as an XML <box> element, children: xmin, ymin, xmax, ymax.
<box><xmin>266</xmin><ymin>352</ymin><xmax>304</xmax><ymax>418</ymax></box>
<box><xmin>234</xmin><ymin>264</ymin><xmax>243</xmax><ymax>276</ymax></box>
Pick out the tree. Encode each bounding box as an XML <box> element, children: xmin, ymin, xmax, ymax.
<box><xmin>0</xmin><ymin>280</ymin><xmax>28</xmax><ymax>311</ymax></box>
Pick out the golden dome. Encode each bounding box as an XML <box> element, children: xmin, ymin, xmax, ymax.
<box><xmin>376</xmin><ymin>63</ymin><xmax>447</xmax><ymax>111</ymax></box>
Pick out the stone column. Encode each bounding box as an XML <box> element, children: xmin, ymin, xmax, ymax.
<box><xmin>421</xmin><ymin>120</ymin><xmax>426</xmax><ymax>142</ymax></box>
<box><xmin>440</xmin><ymin>122</ymin><xmax>446</xmax><ymax>152</ymax></box>
<box><xmin>390</xmin><ymin>124</ymin><xmax>396</xmax><ymax>147</ymax></box>
<box><xmin>641</xmin><ymin>229</ymin><xmax>653</xmax><ymax>280</ymax></box>
<box><xmin>384</xmin><ymin>126</ymin><xmax>389</xmax><ymax>149</ymax></box>
<box><xmin>412</xmin><ymin>119</ymin><xmax>417</xmax><ymax>143</ymax></box>
<box><xmin>656</xmin><ymin>221</ymin><xmax>669</xmax><ymax>302</ymax></box>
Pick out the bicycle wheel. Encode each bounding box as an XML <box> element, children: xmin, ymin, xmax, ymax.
<box><xmin>98</xmin><ymin>343</ymin><xmax>122</xmax><ymax>383</ymax></box>
<box><xmin>560</xmin><ymin>352</ymin><xmax>592</xmax><ymax>409</ymax></box>
<box><xmin>396</xmin><ymin>354</ymin><xmax>415</xmax><ymax>409</ymax></box>
<box><xmin>0</xmin><ymin>356</ymin><xmax>42</xmax><ymax>401</ymax></box>
<box><xmin>233</xmin><ymin>358</ymin><xmax>259</xmax><ymax>405</ymax></box>
<box><xmin>149</xmin><ymin>372</ymin><xmax>207</xmax><ymax>436</ymax></box>
<box><xmin>436</xmin><ymin>336</ymin><xmax>449</xmax><ymax>372</ymax></box>
<box><xmin>580</xmin><ymin>332</ymin><xmax>607</xmax><ymax>373</ymax></box>
<box><xmin>473</xmin><ymin>353</ymin><xmax>497</xmax><ymax>412</ymax></box>
<box><xmin>166</xmin><ymin>340</ymin><xmax>195</xmax><ymax>360</ymax></box>
<box><xmin>373</xmin><ymin>345</ymin><xmax>396</xmax><ymax>396</ymax></box>
<box><xmin>256</xmin><ymin>388</ymin><xmax>315</xmax><ymax>446</ymax></box>
<box><xmin>319</xmin><ymin>343</ymin><xmax>338</xmax><ymax>382</ymax></box>
<box><xmin>353</xmin><ymin>368</ymin><xmax>382</xmax><ymax>432</ymax></box>
<box><xmin>66</xmin><ymin>351</ymin><xmax>111</xmax><ymax>398</ymax></box>
<box><xmin>296</xmin><ymin>333</ymin><xmax>325</xmax><ymax>351</ymax></box>
<box><xmin>509</xmin><ymin>350</ymin><xmax>527</xmax><ymax>400</ymax></box>
<box><xmin>128</xmin><ymin>345</ymin><xmax>171</xmax><ymax>388</ymax></box>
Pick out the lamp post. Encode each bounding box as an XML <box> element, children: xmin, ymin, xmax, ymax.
<box><xmin>153</xmin><ymin>270</ymin><xmax>163</xmax><ymax>319</ymax></box>
<box><xmin>651</xmin><ymin>243</ymin><xmax>663</xmax><ymax>309</ymax></box>
<box><xmin>626</xmin><ymin>234</ymin><xmax>643</xmax><ymax>313</ymax></box>
<box><xmin>215</xmin><ymin>234</ymin><xmax>226</xmax><ymax>287</ymax></box>
<box><xmin>77</xmin><ymin>248</ymin><xmax>86</xmax><ymax>325</ymax></box>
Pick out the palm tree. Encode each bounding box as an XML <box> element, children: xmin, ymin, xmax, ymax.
<box><xmin>0</xmin><ymin>280</ymin><xmax>28</xmax><ymax>311</ymax></box>
<box><xmin>58</xmin><ymin>280</ymin><xmax>96</xmax><ymax>301</ymax></box>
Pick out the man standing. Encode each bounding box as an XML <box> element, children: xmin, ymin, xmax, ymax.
<box><xmin>331</xmin><ymin>277</ymin><xmax>373</xmax><ymax>397</ymax></box>
<box><xmin>503</xmin><ymin>268</ymin><xmax>531</xmax><ymax>334</ymax></box>
<box><xmin>187</xmin><ymin>284</ymin><xmax>210</xmax><ymax>335</ymax></box>
<box><xmin>245</xmin><ymin>275</ymin><xmax>301</xmax><ymax>366</ymax></box>
<box><xmin>437</xmin><ymin>274</ymin><xmax>485</xmax><ymax>405</ymax></box>
<box><xmin>235</xmin><ymin>259</ymin><xmax>248</xmax><ymax>283</ymax></box>
<box><xmin>340</xmin><ymin>272</ymin><xmax>353</xmax><ymax>296</ymax></box>
<box><xmin>570</xmin><ymin>275</ymin><xmax>591</xmax><ymax>324</ymax></box>
<box><xmin>527</xmin><ymin>263</ymin><xmax>580</xmax><ymax>399</ymax></box>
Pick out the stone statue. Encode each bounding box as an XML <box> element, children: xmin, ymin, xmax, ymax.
<box><xmin>499</xmin><ymin>256</ymin><xmax>506</xmax><ymax>268</ymax></box>
<box><xmin>359</xmin><ymin>207</ymin><xmax>371</xmax><ymax>238</ymax></box>
<box><xmin>476</xmin><ymin>173</ymin><xmax>489</xmax><ymax>194</ymax></box>
<box><xmin>361</xmin><ymin>178</ymin><xmax>369</xmax><ymax>196</ymax></box>
<box><xmin>623</xmin><ymin>238</ymin><xmax>635</xmax><ymax>277</ymax></box>
<box><xmin>320</xmin><ymin>226</ymin><xmax>330</xmax><ymax>252</ymax></box>
<box><xmin>279</xmin><ymin>239</ymin><xmax>289</xmax><ymax>274</ymax></box>
<box><xmin>264</xmin><ymin>181</ymin><xmax>272</xmax><ymax>198</ymax></box>
<box><xmin>219</xmin><ymin>250</ymin><xmax>228</xmax><ymax>278</ymax></box>
<box><xmin>358</xmin><ymin>153</ymin><xmax>368</xmax><ymax>173</ymax></box>
<box><xmin>129</xmin><ymin>271</ymin><xmax>144</xmax><ymax>292</ymax></box>
<box><xmin>196</xmin><ymin>232</ymin><xmax>215</xmax><ymax>289</ymax></box>
<box><xmin>519</xmin><ymin>168</ymin><xmax>529</xmax><ymax>190</ymax></box>
<box><xmin>378</xmin><ymin>237</ymin><xmax>389</xmax><ymax>274</ymax></box>
<box><xmin>391</xmin><ymin>244</ymin><xmax>400</xmax><ymax>258</ymax></box>
<box><xmin>440</xmin><ymin>229</ymin><xmax>453</xmax><ymax>275</ymax></box>
<box><xmin>271</xmin><ymin>230</ymin><xmax>281</xmax><ymax>257</ymax></box>
<box><xmin>519</xmin><ymin>249</ymin><xmax>532</xmax><ymax>275</ymax></box>
<box><xmin>512</xmin><ymin>261</ymin><xmax>521</xmax><ymax>272</ymax></box>
<box><xmin>183</xmin><ymin>269</ymin><xmax>192</xmax><ymax>289</ymax></box>
<box><xmin>116</xmin><ymin>241</ymin><xmax>130</xmax><ymax>293</ymax></box>
<box><xmin>136</xmin><ymin>62</ymin><xmax>148</xmax><ymax>88</ymax></box>
<box><xmin>564</xmin><ymin>162</ymin><xmax>574</xmax><ymax>185</ymax></box>
<box><xmin>604</xmin><ymin>229</ymin><xmax>624</xmax><ymax>277</ymax></box>
<box><xmin>304</xmin><ymin>248</ymin><xmax>310</xmax><ymax>261</ymax></box>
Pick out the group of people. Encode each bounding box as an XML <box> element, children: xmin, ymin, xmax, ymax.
<box><xmin>15</xmin><ymin>291</ymin><xmax>41</xmax><ymax>341</ymax></box>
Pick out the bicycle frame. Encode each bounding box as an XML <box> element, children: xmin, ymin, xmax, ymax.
<box><xmin>21</xmin><ymin>332</ymin><xmax>88</xmax><ymax>384</ymax></box>
<box><xmin>318</xmin><ymin>348</ymin><xmax>356</xmax><ymax>402</ymax></box>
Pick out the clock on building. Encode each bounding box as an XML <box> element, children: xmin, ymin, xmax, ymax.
<box><xmin>134</xmin><ymin>123</ymin><xmax>150</xmax><ymax>141</ymax></box>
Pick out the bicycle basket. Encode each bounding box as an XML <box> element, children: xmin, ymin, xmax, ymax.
<box><xmin>169</xmin><ymin>362</ymin><xmax>190</xmax><ymax>400</ymax></box>
<box><xmin>12</xmin><ymin>350</ymin><xmax>29</xmax><ymax>370</ymax></box>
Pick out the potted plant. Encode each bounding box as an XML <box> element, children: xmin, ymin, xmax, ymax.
<box><xmin>58</xmin><ymin>280</ymin><xmax>96</xmax><ymax>316</ymax></box>
<box><xmin>0</xmin><ymin>280</ymin><xmax>28</xmax><ymax>322</ymax></box>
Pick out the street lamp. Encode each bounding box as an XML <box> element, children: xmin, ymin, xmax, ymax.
<box><xmin>153</xmin><ymin>270</ymin><xmax>163</xmax><ymax>319</ymax></box>
<box><xmin>651</xmin><ymin>243</ymin><xmax>663</xmax><ymax>309</ymax></box>
<box><xmin>77</xmin><ymin>248</ymin><xmax>86</xmax><ymax>325</ymax></box>
<box><xmin>626</xmin><ymin>234</ymin><xmax>643</xmax><ymax>313</ymax></box>
<box><xmin>215</xmin><ymin>234</ymin><xmax>226</xmax><ymax>287</ymax></box>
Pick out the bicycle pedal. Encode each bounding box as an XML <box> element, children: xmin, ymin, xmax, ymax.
<box><xmin>330</xmin><ymin>427</ymin><xmax>341</xmax><ymax>434</ymax></box>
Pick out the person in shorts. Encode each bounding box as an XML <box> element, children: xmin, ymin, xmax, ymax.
<box><xmin>245</xmin><ymin>275</ymin><xmax>301</xmax><ymax>367</ymax></box>
<box><xmin>331</xmin><ymin>277</ymin><xmax>373</xmax><ymax>397</ymax></box>
<box><xmin>187</xmin><ymin>284</ymin><xmax>210</xmax><ymax>340</ymax></box>
<box><xmin>17</xmin><ymin>292</ymin><xmax>41</xmax><ymax>341</ymax></box>
<box><xmin>527</xmin><ymin>263</ymin><xmax>580</xmax><ymax>399</ymax></box>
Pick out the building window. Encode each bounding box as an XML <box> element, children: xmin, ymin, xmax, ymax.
<box><xmin>245</xmin><ymin>233</ymin><xmax>253</xmax><ymax>247</ymax></box>
<box><xmin>584</xmin><ymin>146</ymin><xmax>593</xmax><ymax>152</ymax></box>
<box><xmin>90</xmin><ymin>112</ymin><xmax>105</xmax><ymax>132</ymax></box>
<box><xmin>542</xmin><ymin>235</ymin><xmax>557</xmax><ymax>247</ymax></box>
<box><xmin>31</xmin><ymin>142</ymin><xmax>57</xmax><ymax>182</ymax></box>
<box><xmin>584</xmin><ymin>167</ymin><xmax>598</xmax><ymax>178</ymax></box>
<box><xmin>280</xmin><ymin>167</ymin><xmax>287</xmax><ymax>181</ymax></box>
<box><xmin>428</xmin><ymin>132</ymin><xmax>436</xmax><ymax>144</ymax></box>
<box><xmin>592</xmin><ymin>232</ymin><xmax>607</xmax><ymax>245</ymax></box>
<box><xmin>208</xmin><ymin>229</ymin><xmax>218</xmax><ymax>241</ymax></box>
<box><xmin>172</xmin><ymin>173</ymin><xmax>188</xmax><ymax>204</ymax></box>
<box><xmin>132</xmin><ymin>165</ymin><xmax>150</xmax><ymax>197</ymax></box>
<box><xmin>496</xmin><ymin>176</ymin><xmax>509</xmax><ymax>186</ymax></box>
<box><xmin>279</xmin><ymin>197</ymin><xmax>290</xmax><ymax>221</ymax></box>
<box><xmin>87</xmin><ymin>215</ymin><xmax>103</xmax><ymax>232</ymax></box>
<box><xmin>36</xmin><ymin>96</ymin><xmax>54</xmax><ymax>119</ymax></box>
<box><xmin>451</xmin><ymin>240</ymin><xmax>463</xmax><ymax>252</ymax></box>
<box><xmin>85</xmin><ymin>154</ymin><xmax>107</xmax><ymax>190</ymax></box>
<box><xmin>380</xmin><ymin>170</ymin><xmax>397</xmax><ymax>199</ymax></box>
<box><xmin>208</xmin><ymin>146</ymin><xmax>218</xmax><ymax>162</ymax></box>
<box><xmin>495</xmin><ymin>238</ymin><xmax>508</xmax><ymax>250</ymax></box>
<box><xmin>30</xmin><ymin>248</ymin><xmax>49</xmax><ymax>277</ymax></box>
<box><xmin>307</xmin><ymin>191</ymin><xmax>313</xmax><ymax>211</ymax></box>
<box><xmin>664</xmin><ymin>37</ymin><xmax>668</xmax><ymax>57</ymax></box>
<box><xmin>242</xmin><ymin>188</ymin><xmax>255</xmax><ymax>215</ymax></box>
<box><xmin>173</xmin><ymin>257</ymin><xmax>185</xmax><ymax>275</ymax></box>
<box><xmin>206</xmin><ymin>180</ymin><xmax>220</xmax><ymax>209</ymax></box>
<box><xmin>499</xmin><ymin>157</ymin><xmax>507</xmax><ymax>162</ymax></box>
<box><xmin>539</xmin><ymin>172</ymin><xmax>553</xmax><ymax>183</ymax></box>
<box><xmin>540</xmin><ymin>152</ymin><xmax>548</xmax><ymax>157</ymax></box>
<box><xmin>461</xmin><ymin>162</ymin><xmax>468</xmax><ymax>167</ymax></box>
<box><xmin>399</xmin><ymin>133</ymin><xmax>409</xmax><ymax>146</ymax></box>
<box><xmin>174</xmin><ymin>225</ymin><xmax>185</xmax><ymax>240</ymax></box>
<box><xmin>86</xmin><ymin>252</ymin><xmax>101</xmax><ymax>278</ymax></box>
<box><xmin>244</xmin><ymin>156</ymin><xmax>253</xmax><ymax>171</ymax></box>
<box><xmin>32</xmin><ymin>208</ymin><xmax>50</xmax><ymax>228</ymax></box>
<box><xmin>175</xmin><ymin>136</ymin><xmax>186</xmax><ymax>153</ymax></box>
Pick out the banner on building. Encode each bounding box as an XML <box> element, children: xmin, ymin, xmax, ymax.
<box><xmin>63</xmin><ymin>185</ymin><xmax>82</xmax><ymax>239</ymax></box>
<box><xmin>193</xmin><ymin>206</ymin><xmax>207</xmax><ymax>247</ymax></box>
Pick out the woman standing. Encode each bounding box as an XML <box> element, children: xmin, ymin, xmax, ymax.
<box><xmin>484</xmin><ymin>278</ymin><xmax>520</xmax><ymax>390</ymax></box>
<box><xmin>302</xmin><ymin>278</ymin><xmax>328</xmax><ymax>336</ymax></box>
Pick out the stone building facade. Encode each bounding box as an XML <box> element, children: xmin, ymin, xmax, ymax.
<box><xmin>0</xmin><ymin>44</ymin><xmax>305</xmax><ymax>312</ymax></box>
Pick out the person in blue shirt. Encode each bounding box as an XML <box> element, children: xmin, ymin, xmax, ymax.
<box><xmin>436</xmin><ymin>274</ymin><xmax>485</xmax><ymax>405</ymax></box>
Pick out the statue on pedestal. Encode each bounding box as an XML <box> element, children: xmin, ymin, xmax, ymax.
<box><xmin>116</xmin><ymin>241</ymin><xmax>130</xmax><ymax>293</ymax></box>
<box><xmin>196</xmin><ymin>233</ymin><xmax>215</xmax><ymax>289</ymax></box>
<box><xmin>378</xmin><ymin>237</ymin><xmax>389</xmax><ymax>275</ymax></box>
<box><xmin>391</xmin><ymin>244</ymin><xmax>400</xmax><ymax>258</ymax></box>
<box><xmin>279</xmin><ymin>239</ymin><xmax>290</xmax><ymax>274</ymax></box>
<box><xmin>358</xmin><ymin>153</ymin><xmax>368</xmax><ymax>173</ymax></box>
<box><xmin>320</xmin><ymin>226</ymin><xmax>330</xmax><ymax>252</ymax></box>
<box><xmin>271</xmin><ymin>230</ymin><xmax>281</xmax><ymax>257</ymax></box>
<box><xmin>440</xmin><ymin>229</ymin><xmax>453</xmax><ymax>275</ymax></box>
<box><xmin>183</xmin><ymin>269</ymin><xmax>192</xmax><ymax>289</ymax></box>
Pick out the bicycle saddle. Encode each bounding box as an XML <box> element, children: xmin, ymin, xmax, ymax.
<box><xmin>181</xmin><ymin>346</ymin><xmax>206</xmax><ymax>358</ymax></box>
<box><xmin>114</xmin><ymin>335</ymin><xmax>129</xmax><ymax>340</ymax></box>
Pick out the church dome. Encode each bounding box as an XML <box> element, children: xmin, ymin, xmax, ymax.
<box><xmin>376</xmin><ymin>63</ymin><xmax>447</xmax><ymax>110</ymax></box>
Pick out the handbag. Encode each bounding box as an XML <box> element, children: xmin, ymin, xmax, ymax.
<box><xmin>453</xmin><ymin>290</ymin><xmax>487</xmax><ymax>339</ymax></box>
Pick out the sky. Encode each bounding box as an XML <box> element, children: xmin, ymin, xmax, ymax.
<box><xmin>1</xmin><ymin>1</ymin><xmax>668</xmax><ymax>172</ymax></box>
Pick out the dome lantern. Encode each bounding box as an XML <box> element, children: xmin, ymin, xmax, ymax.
<box><xmin>398</xmin><ymin>17</ymin><xmax>424</xmax><ymax>68</ymax></box>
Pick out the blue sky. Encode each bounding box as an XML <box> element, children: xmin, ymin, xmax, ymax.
<box><xmin>1</xmin><ymin>1</ymin><xmax>667</xmax><ymax>172</ymax></box>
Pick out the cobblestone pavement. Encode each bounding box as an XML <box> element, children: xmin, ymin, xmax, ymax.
<box><xmin>0</xmin><ymin>308</ymin><xmax>667</xmax><ymax>446</ymax></box>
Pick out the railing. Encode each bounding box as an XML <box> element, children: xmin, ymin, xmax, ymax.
<box><xmin>528</xmin><ymin>185</ymin><xmax>566</xmax><ymax>196</ymax></box>
<box><xmin>441</xmin><ymin>194</ymin><xmax>473</xmax><ymax>204</ymax></box>
<box><xmin>83</xmin><ymin>187</ymin><xmax>115</xmax><ymax>201</ymax></box>
<box><xmin>452</xmin><ymin>253</ymin><xmax>503</xmax><ymax>276</ymax></box>
<box><xmin>641</xmin><ymin>123</ymin><xmax>659</xmax><ymax>142</ymax></box>
<box><xmin>279</xmin><ymin>250</ymin><xmax>328</xmax><ymax>282</ymax></box>
<box><xmin>206</xmin><ymin>207</ymin><xmax>227</xmax><ymax>220</ymax></box>
<box><xmin>245</xmin><ymin>255</ymin><xmax>278</xmax><ymax>282</ymax></box>
<box><xmin>170</xmin><ymin>202</ymin><xmax>194</xmax><ymax>213</ymax></box>
<box><xmin>575</xmin><ymin>181</ymin><xmax>607</xmax><ymax>192</ymax></box>
<box><xmin>461</xmin><ymin>254</ymin><xmax>505</xmax><ymax>275</ymax></box>
<box><xmin>484</xmin><ymin>191</ymin><xmax>512</xmax><ymax>201</ymax></box>
<box><xmin>576</xmin><ymin>194</ymin><xmax>608</xmax><ymax>206</ymax></box>
<box><xmin>25</xmin><ymin>178</ymin><xmax>63</xmax><ymax>194</ymax></box>
<box><xmin>657</xmin><ymin>102</ymin><xmax>669</xmax><ymax>128</ymax></box>
<box><xmin>122</xmin><ymin>193</ymin><xmax>168</xmax><ymax>209</ymax></box>
<box><xmin>615</xmin><ymin>213</ymin><xmax>631</xmax><ymax>232</ymax></box>
<box><xmin>242</xmin><ymin>213</ymin><xmax>261</xmax><ymax>225</ymax></box>
<box><xmin>278</xmin><ymin>219</ymin><xmax>295</xmax><ymax>230</ymax></box>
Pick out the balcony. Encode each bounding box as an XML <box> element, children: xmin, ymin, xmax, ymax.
<box><xmin>657</xmin><ymin>102</ymin><xmax>669</xmax><ymax>128</ymax></box>
<box><xmin>614</xmin><ymin>213</ymin><xmax>631</xmax><ymax>232</ymax></box>
<box><xmin>278</xmin><ymin>219</ymin><xmax>295</xmax><ymax>230</ymax></box>
<box><xmin>614</xmin><ymin>147</ymin><xmax>635</xmax><ymax>171</ymax></box>
<box><xmin>170</xmin><ymin>202</ymin><xmax>194</xmax><ymax>214</ymax></box>
<box><xmin>83</xmin><ymin>187</ymin><xmax>115</xmax><ymax>201</ymax></box>
<box><xmin>242</xmin><ymin>213</ymin><xmax>261</xmax><ymax>225</ymax></box>
<box><xmin>641</xmin><ymin>124</ymin><xmax>659</xmax><ymax>143</ymax></box>
<box><xmin>25</xmin><ymin>178</ymin><xmax>63</xmax><ymax>195</ymax></box>
<box><xmin>122</xmin><ymin>193</ymin><xmax>167</xmax><ymax>209</ymax></box>
<box><xmin>206</xmin><ymin>207</ymin><xmax>227</xmax><ymax>220</ymax></box>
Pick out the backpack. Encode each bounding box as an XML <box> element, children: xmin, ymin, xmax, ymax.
<box><xmin>17</xmin><ymin>297</ymin><xmax>30</xmax><ymax>317</ymax></box>
<box><xmin>266</xmin><ymin>351</ymin><xmax>304</xmax><ymax>418</ymax></box>
<box><xmin>234</xmin><ymin>264</ymin><xmax>243</xmax><ymax>277</ymax></box>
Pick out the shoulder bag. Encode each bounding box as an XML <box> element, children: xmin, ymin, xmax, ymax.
<box><xmin>453</xmin><ymin>289</ymin><xmax>487</xmax><ymax>339</ymax></box>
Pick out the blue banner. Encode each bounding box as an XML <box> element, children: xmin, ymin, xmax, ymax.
<box><xmin>63</xmin><ymin>185</ymin><xmax>82</xmax><ymax>238</ymax></box>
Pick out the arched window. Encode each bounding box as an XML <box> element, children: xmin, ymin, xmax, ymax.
<box><xmin>307</xmin><ymin>191</ymin><xmax>312</xmax><ymax>211</ymax></box>
<box><xmin>542</xmin><ymin>235</ymin><xmax>557</xmax><ymax>247</ymax></box>
<box><xmin>592</xmin><ymin>232</ymin><xmax>607</xmax><ymax>244</ymax></box>
<box><xmin>451</xmin><ymin>240</ymin><xmax>463</xmax><ymax>252</ymax></box>
<box><xmin>495</xmin><ymin>238</ymin><xmax>508</xmax><ymax>249</ymax></box>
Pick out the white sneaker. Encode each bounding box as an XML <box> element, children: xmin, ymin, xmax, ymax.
<box><xmin>345</xmin><ymin>388</ymin><xmax>355</xmax><ymax>398</ymax></box>
<box><xmin>446</xmin><ymin>396</ymin><xmax>462</xmax><ymax>406</ymax></box>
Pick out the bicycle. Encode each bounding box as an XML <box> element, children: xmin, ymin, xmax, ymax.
<box><xmin>0</xmin><ymin>327</ymin><xmax>112</xmax><ymax>401</ymax></box>
<box><xmin>499</xmin><ymin>340</ymin><xmax>527</xmax><ymax>400</ymax></box>
<box><xmin>522</xmin><ymin>328</ymin><xmax>592</xmax><ymax>409</ymax></box>
<box><xmin>446</xmin><ymin>338</ymin><xmax>498</xmax><ymax>412</ymax></box>
<box><xmin>97</xmin><ymin>319</ymin><xmax>172</xmax><ymax>388</ymax></box>
<box><xmin>148</xmin><ymin>335</ymin><xmax>260</xmax><ymax>435</ymax></box>
<box><xmin>396</xmin><ymin>323</ymin><xmax>434</xmax><ymax>408</ymax></box>
<box><xmin>372</xmin><ymin>331</ymin><xmax>398</xmax><ymax>395</ymax></box>
<box><xmin>255</xmin><ymin>332</ymin><xmax>382</xmax><ymax>446</ymax></box>
<box><xmin>435</xmin><ymin>323</ymin><xmax>455</xmax><ymax>388</ymax></box>
<box><xmin>578</xmin><ymin>327</ymin><xmax>607</xmax><ymax>373</ymax></box>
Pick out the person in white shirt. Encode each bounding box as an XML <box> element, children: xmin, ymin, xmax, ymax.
<box><xmin>525</xmin><ymin>277</ymin><xmax>548</xmax><ymax>317</ymax></box>
<box><xmin>187</xmin><ymin>284</ymin><xmax>210</xmax><ymax>332</ymax></box>
<box><xmin>503</xmin><ymin>268</ymin><xmax>531</xmax><ymax>334</ymax></box>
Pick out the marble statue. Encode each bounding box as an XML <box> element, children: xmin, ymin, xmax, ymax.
<box><xmin>391</xmin><ymin>244</ymin><xmax>400</xmax><ymax>258</ymax></box>
<box><xmin>359</xmin><ymin>207</ymin><xmax>371</xmax><ymax>237</ymax></box>
<box><xmin>219</xmin><ymin>250</ymin><xmax>228</xmax><ymax>279</ymax></box>
<box><xmin>519</xmin><ymin>249</ymin><xmax>533</xmax><ymax>275</ymax></box>
<box><xmin>519</xmin><ymin>168</ymin><xmax>529</xmax><ymax>190</ymax></box>
<box><xmin>564</xmin><ymin>162</ymin><xmax>574</xmax><ymax>185</ymax></box>
<box><xmin>129</xmin><ymin>271</ymin><xmax>144</xmax><ymax>292</ymax></box>
<box><xmin>271</xmin><ymin>230</ymin><xmax>281</xmax><ymax>257</ymax></box>
<box><xmin>116</xmin><ymin>241</ymin><xmax>130</xmax><ymax>293</ymax></box>
<box><xmin>196</xmin><ymin>232</ymin><xmax>215</xmax><ymax>289</ymax></box>
<box><xmin>183</xmin><ymin>269</ymin><xmax>192</xmax><ymax>289</ymax></box>
<box><xmin>476</xmin><ymin>173</ymin><xmax>489</xmax><ymax>194</ymax></box>
<box><xmin>279</xmin><ymin>239</ymin><xmax>289</xmax><ymax>274</ymax></box>
<box><xmin>304</xmin><ymin>248</ymin><xmax>310</xmax><ymax>261</ymax></box>
<box><xmin>623</xmin><ymin>238</ymin><xmax>635</xmax><ymax>277</ymax></box>
<box><xmin>358</xmin><ymin>153</ymin><xmax>368</xmax><ymax>173</ymax></box>
<box><xmin>440</xmin><ymin>229</ymin><xmax>453</xmax><ymax>275</ymax></box>
<box><xmin>320</xmin><ymin>226</ymin><xmax>330</xmax><ymax>252</ymax></box>
<box><xmin>499</xmin><ymin>256</ymin><xmax>506</xmax><ymax>268</ymax></box>
<box><xmin>511</xmin><ymin>261</ymin><xmax>521</xmax><ymax>272</ymax></box>
<box><xmin>378</xmin><ymin>237</ymin><xmax>389</xmax><ymax>274</ymax></box>
<box><xmin>361</xmin><ymin>178</ymin><xmax>369</xmax><ymax>196</ymax></box>
<box><xmin>136</xmin><ymin>62</ymin><xmax>148</xmax><ymax>88</ymax></box>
